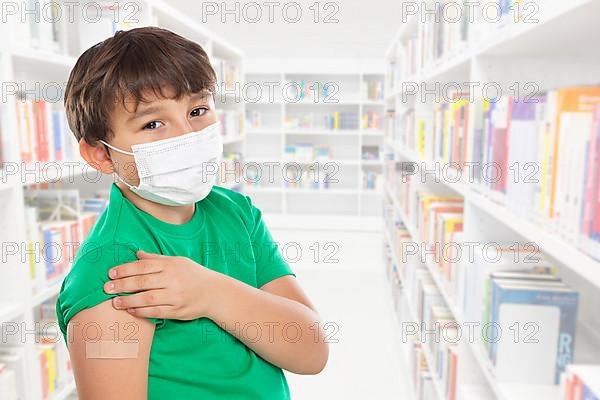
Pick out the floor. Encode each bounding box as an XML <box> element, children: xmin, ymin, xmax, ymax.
<box><xmin>270</xmin><ymin>225</ymin><xmax>413</xmax><ymax>400</ymax></box>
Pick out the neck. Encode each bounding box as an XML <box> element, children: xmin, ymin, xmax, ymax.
<box><xmin>116</xmin><ymin>182</ymin><xmax>196</xmax><ymax>224</ymax></box>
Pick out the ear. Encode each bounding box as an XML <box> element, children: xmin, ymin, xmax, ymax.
<box><xmin>79</xmin><ymin>138</ymin><xmax>115</xmax><ymax>174</ymax></box>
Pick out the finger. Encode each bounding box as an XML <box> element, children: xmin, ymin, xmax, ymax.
<box><xmin>109</xmin><ymin>259</ymin><xmax>164</xmax><ymax>279</ymax></box>
<box><xmin>112</xmin><ymin>289</ymin><xmax>173</xmax><ymax>310</ymax></box>
<box><xmin>105</xmin><ymin>273</ymin><xmax>165</xmax><ymax>294</ymax></box>
<box><xmin>137</xmin><ymin>250</ymin><xmax>166</xmax><ymax>260</ymax></box>
<box><xmin>127</xmin><ymin>305</ymin><xmax>173</xmax><ymax>319</ymax></box>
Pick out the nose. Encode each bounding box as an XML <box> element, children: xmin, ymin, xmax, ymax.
<box><xmin>172</xmin><ymin>118</ymin><xmax>195</xmax><ymax>137</ymax></box>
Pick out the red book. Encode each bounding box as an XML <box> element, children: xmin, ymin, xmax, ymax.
<box><xmin>34</xmin><ymin>100</ymin><xmax>49</xmax><ymax>163</ymax></box>
<box><xmin>583</xmin><ymin>106</ymin><xmax>599</xmax><ymax>237</ymax></box>
<box><xmin>447</xmin><ymin>346</ymin><xmax>458</xmax><ymax>400</ymax></box>
<box><xmin>592</xmin><ymin>106</ymin><xmax>600</xmax><ymax>240</ymax></box>
<box><xmin>491</xmin><ymin>98</ymin><xmax>512</xmax><ymax>193</ymax></box>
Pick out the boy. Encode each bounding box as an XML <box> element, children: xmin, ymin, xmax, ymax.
<box><xmin>56</xmin><ymin>27</ymin><xmax>328</xmax><ymax>399</ymax></box>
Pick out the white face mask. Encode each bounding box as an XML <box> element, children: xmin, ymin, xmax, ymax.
<box><xmin>100</xmin><ymin>121</ymin><xmax>223</xmax><ymax>206</ymax></box>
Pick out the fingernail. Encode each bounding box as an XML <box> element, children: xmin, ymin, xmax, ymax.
<box><xmin>114</xmin><ymin>297</ymin><xmax>122</xmax><ymax>308</ymax></box>
<box><xmin>105</xmin><ymin>282</ymin><xmax>114</xmax><ymax>292</ymax></box>
<box><xmin>109</xmin><ymin>269</ymin><xmax>117</xmax><ymax>278</ymax></box>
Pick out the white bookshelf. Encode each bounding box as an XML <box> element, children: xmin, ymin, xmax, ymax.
<box><xmin>242</xmin><ymin>66</ymin><xmax>386</xmax><ymax>217</ymax></box>
<box><xmin>384</xmin><ymin>1</ymin><xmax>600</xmax><ymax>399</ymax></box>
<box><xmin>0</xmin><ymin>1</ymin><xmax>245</xmax><ymax>399</ymax></box>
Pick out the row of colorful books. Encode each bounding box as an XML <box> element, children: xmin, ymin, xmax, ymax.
<box><xmin>386</xmin><ymin>38</ymin><xmax>418</xmax><ymax>94</ymax></box>
<box><xmin>15</xmin><ymin>99</ymin><xmax>79</xmax><ymax>165</ymax></box>
<box><xmin>384</xmin><ymin>186</ymin><xmax>581</xmax><ymax>388</ymax></box>
<box><xmin>284</xmin><ymin>80</ymin><xmax>338</xmax><ymax>102</ymax></box>
<box><xmin>0</xmin><ymin>346</ymin><xmax>29</xmax><ymax>400</ymax></box>
<box><xmin>36</xmin><ymin>300</ymin><xmax>73</xmax><ymax>400</ymax></box>
<box><xmin>285</xmin><ymin>112</ymin><xmax>360</xmax><ymax>131</ymax></box>
<box><xmin>217</xmin><ymin>110</ymin><xmax>244</xmax><ymax>139</ymax></box>
<box><xmin>218</xmin><ymin>152</ymin><xmax>244</xmax><ymax>189</ymax></box>
<box><xmin>362</xmin><ymin>145</ymin><xmax>381</xmax><ymax>161</ymax></box>
<box><xmin>283</xmin><ymin>169</ymin><xmax>335</xmax><ymax>190</ymax></box>
<box><xmin>362</xmin><ymin>171</ymin><xmax>381</xmax><ymax>192</ymax></box>
<box><xmin>386</xmin><ymin>236</ymin><xmax>495</xmax><ymax>400</ymax></box>
<box><xmin>384</xmin><ymin>226</ymin><xmax>435</xmax><ymax>400</ymax></box>
<box><xmin>410</xmin><ymin>341</ymin><xmax>439</xmax><ymax>400</ymax></box>
<box><xmin>361</xmin><ymin>80</ymin><xmax>385</xmax><ymax>102</ymax></box>
<box><xmin>387</xmin><ymin>86</ymin><xmax>600</xmax><ymax>261</ymax></box>
<box><xmin>0</xmin><ymin>330</ymin><xmax>72</xmax><ymax>400</ymax></box>
<box><xmin>388</xmin><ymin>0</ymin><xmax>527</xmax><ymax>88</ymax></box>
<box><xmin>383</xmin><ymin>212</ymin><xmax>463</xmax><ymax>400</ymax></box>
<box><xmin>418</xmin><ymin>0</ymin><xmax>469</xmax><ymax>73</ymax></box>
<box><xmin>24</xmin><ymin>189</ymin><xmax>107</xmax><ymax>294</ymax></box>
<box><xmin>247</xmin><ymin>110</ymin><xmax>268</xmax><ymax>130</ymax></box>
<box><xmin>284</xmin><ymin>143</ymin><xmax>332</xmax><ymax>162</ymax></box>
<box><xmin>213</xmin><ymin>57</ymin><xmax>241</xmax><ymax>92</ymax></box>
<box><xmin>361</xmin><ymin>110</ymin><xmax>383</xmax><ymax>130</ymax></box>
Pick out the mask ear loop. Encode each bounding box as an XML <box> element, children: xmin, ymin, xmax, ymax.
<box><xmin>99</xmin><ymin>140</ymin><xmax>136</xmax><ymax>190</ymax></box>
<box><xmin>99</xmin><ymin>140</ymin><xmax>134</xmax><ymax>156</ymax></box>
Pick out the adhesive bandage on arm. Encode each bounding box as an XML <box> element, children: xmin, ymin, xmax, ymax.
<box><xmin>85</xmin><ymin>340</ymin><xmax>140</xmax><ymax>359</ymax></box>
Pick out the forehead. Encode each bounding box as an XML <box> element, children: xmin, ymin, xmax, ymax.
<box><xmin>117</xmin><ymin>87</ymin><xmax>214</xmax><ymax>114</ymax></box>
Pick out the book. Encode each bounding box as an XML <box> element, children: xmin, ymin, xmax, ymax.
<box><xmin>0</xmin><ymin>346</ymin><xmax>27</xmax><ymax>400</ymax></box>
<box><xmin>489</xmin><ymin>279</ymin><xmax>578</xmax><ymax>384</ymax></box>
<box><xmin>547</xmin><ymin>88</ymin><xmax>600</xmax><ymax>236</ymax></box>
<box><xmin>461</xmin><ymin>246</ymin><xmax>553</xmax><ymax>340</ymax></box>
<box><xmin>15</xmin><ymin>99</ymin><xmax>76</xmax><ymax>166</ymax></box>
<box><xmin>561</xmin><ymin>365</ymin><xmax>600</xmax><ymax>400</ymax></box>
<box><xmin>362</xmin><ymin>79</ymin><xmax>384</xmax><ymax>101</ymax></box>
<box><xmin>506</xmin><ymin>96</ymin><xmax>547</xmax><ymax>214</ymax></box>
<box><xmin>390</xmin><ymin>85</ymin><xmax>600</xmax><ymax>261</ymax></box>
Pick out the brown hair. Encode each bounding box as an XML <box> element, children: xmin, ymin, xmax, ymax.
<box><xmin>64</xmin><ymin>26</ymin><xmax>216</xmax><ymax>145</ymax></box>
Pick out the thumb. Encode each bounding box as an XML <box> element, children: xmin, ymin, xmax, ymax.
<box><xmin>137</xmin><ymin>250</ymin><xmax>164</xmax><ymax>260</ymax></box>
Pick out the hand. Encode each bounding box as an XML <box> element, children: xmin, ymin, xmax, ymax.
<box><xmin>104</xmin><ymin>250</ymin><xmax>221</xmax><ymax>320</ymax></box>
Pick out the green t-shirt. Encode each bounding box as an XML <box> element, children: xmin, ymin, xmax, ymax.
<box><xmin>56</xmin><ymin>183</ymin><xmax>296</xmax><ymax>399</ymax></box>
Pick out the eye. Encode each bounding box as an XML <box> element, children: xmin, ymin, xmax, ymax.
<box><xmin>190</xmin><ymin>107</ymin><xmax>208</xmax><ymax>118</ymax></box>
<box><xmin>143</xmin><ymin>120</ymin><xmax>164</xmax><ymax>130</ymax></box>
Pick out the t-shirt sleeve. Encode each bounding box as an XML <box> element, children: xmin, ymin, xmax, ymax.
<box><xmin>244</xmin><ymin>195</ymin><xmax>296</xmax><ymax>288</ymax></box>
<box><xmin>56</xmin><ymin>241</ymin><xmax>165</xmax><ymax>338</ymax></box>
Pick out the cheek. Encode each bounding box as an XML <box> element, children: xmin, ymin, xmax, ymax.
<box><xmin>192</xmin><ymin>114</ymin><xmax>218</xmax><ymax>130</ymax></box>
<box><xmin>113</xmin><ymin>154</ymin><xmax>140</xmax><ymax>182</ymax></box>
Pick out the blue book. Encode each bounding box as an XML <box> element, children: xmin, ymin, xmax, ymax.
<box><xmin>487</xmin><ymin>271</ymin><xmax>561</xmax><ymax>357</ymax></box>
<box><xmin>43</xmin><ymin>228</ymin><xmax>59</xmax><ymax>280</ymax></box>
<box><xmin>489</xmin><ymin>279</ymin><xmax>578</xmax><ymax>384</ymax></box>
<box><xmin>584</xmin><ymin>384</ymin><xmax>600</xmax><ymax>400</ymax></box>
<box><xmin>52</xmin><ymin>111</ymin><xmax>63</xmax><ymax>161</ymax></box>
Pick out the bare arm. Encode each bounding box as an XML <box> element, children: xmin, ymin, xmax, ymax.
<box><xmin>208</xmin><ymin>275</ymin><xmax>330</xmax><ymax>375</ymax></box>
<box><xmin>66</xmin><ymin>299</ymin><xmax>156</xmax><ymax>400</ymax></box>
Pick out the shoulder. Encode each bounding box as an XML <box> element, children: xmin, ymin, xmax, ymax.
<box><xmin>57</xmin><ymin>241</ymin><xmax>139</xmax><ymax>336</ymax></box>
<box><xmin>204</xmin><ymin>186</ymin><xmax>258</xmax><ymax>228</ymax></box>
<box><xmin>206</xmin><ymin>185</ymin><xmax>251</xmax><ymax>209</ymax></box>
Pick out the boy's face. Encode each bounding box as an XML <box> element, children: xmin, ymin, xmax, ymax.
<box><xmin>105</xmin><ymin>87</ymin><xmax>218</xmax><ymax>185</ymax></box>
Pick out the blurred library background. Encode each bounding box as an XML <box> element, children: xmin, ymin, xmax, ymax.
<box><xmin>1</xmin><ymin>0</ymin><xmax>600</xmax><ymax>399</ymax></box>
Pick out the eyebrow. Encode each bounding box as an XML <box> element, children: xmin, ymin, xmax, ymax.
<box><xmin>127</xmin><ymin>105</ymin><xmax>162</xmax><ymax>123</ymax></box>
<box><xmin>126</xmin><ymin>90</ymin><xmax>213</xmax><ymax>122</ymax></box>
<box><xmin>190</xmin><ymin>90</ymin><xmax>212</xmax><ymax>102</ymax></box>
